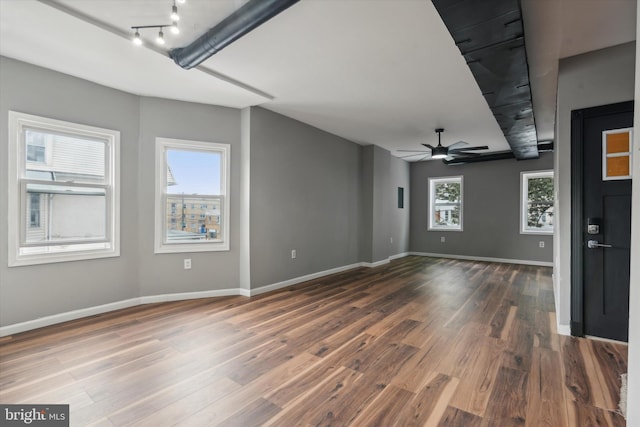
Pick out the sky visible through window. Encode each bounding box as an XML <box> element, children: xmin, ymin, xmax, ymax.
<box><xmin>167</xmin><ymin>149</ymin><xmax>221</xmax><ymax>195</ymax></box>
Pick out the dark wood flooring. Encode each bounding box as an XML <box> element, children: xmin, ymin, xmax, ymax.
<box><xmin>0</xmin><ymin>256</ymin><xmax>628</xmax><ymax>426</ymax></box>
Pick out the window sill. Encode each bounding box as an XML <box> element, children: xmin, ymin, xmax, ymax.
<box><xmin>520</xmin><ymin>230</ymin><xmax>554</xmax><ymax>236</ymax></box>
<box><xmin>9</xmin><ymin>246</ymin><xmax>120</xmax><ymax>267</ymax></box>
<box><xmin>428</xmin><ymin>227</ymin><xmax>463</xmax><ymax>232</ymax></box>
<box><xmin>154</xmin><ymin>242</ymin><xmax>230</xmax><ymax>254</ymax></box>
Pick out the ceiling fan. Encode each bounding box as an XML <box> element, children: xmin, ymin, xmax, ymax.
<box><xmin>398</xmin><ymin>128</ymin><xmax>489</xmax><ymax>161</ymax></box>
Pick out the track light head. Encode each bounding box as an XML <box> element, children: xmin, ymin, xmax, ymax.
<box><xmin>171</xmin><ymin>4</ymin><xmax>180</xmax><ymax>21</ymax></box>
<box><xmin>133</xmin><ymin>29</ymin><xmax>142</xmax><ymax>45</ymax></box>
<box><xmin>156</xmin><ymin>28</ymin><xmax>165</xmax><ymax>45</ymax></box>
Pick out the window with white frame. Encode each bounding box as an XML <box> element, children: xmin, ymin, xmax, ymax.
<box><xmin>8</xmin><ymin>111</ymin><xmax>120</xmax><ymax>266</ymax></box>
<box><xmin>429</xmin><ymin>176</ymin><xmax>463</xmax><ymax>230</ymax></box>
<box><xmin>521</xmin><ymin>170</ymin><xmax>554</xmax><ymax>234</ymax></box>
<box><xmin>155</xmin><ymin>138</ymin><xmax>230</xmax><ymax>253</ymax></box>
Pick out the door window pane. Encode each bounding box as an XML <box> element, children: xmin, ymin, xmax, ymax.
<box><xmin>602</xmin><ymin>128</ymin><xmax>632</xmax><ymax>180</ymax></box>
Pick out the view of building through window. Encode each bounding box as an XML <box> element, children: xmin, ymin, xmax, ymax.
<box><xmin>24</xmin><ymin>128</ymin><xmax>108</xmax><ymax>244</ymax></box>
<box><xmin>164</xmin><ymin>148</ymin><xmax>222</xmax><ymax>242</ymax></box>
<box><xmin>165</xmin><ymin>196</ymin><xmax>221</xmax><ymax>240</ymax></box>
<box><xmin>433</xmin><ymin>182</ymin><xmax>461</xmax><ymax>226</ymax></box>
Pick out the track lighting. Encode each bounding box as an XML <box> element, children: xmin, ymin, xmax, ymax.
<box><xmin>156</xmin><ymin>28</ymin><xmax>165</xmax><ymax>45</ymax></box>
<box><xmin>171</xmin><ymin>3</ymin><xmax>180</xmax><ymax>21</ymax></box>
<box><xmin>133</xmin><ymin>29</ymin><xmax>142</xmax><ymax>46</ymax></box>
<box><xmin>131</xmin><ymin>1</ymin><xmax>186</xmax><ymax>47</ymax></box>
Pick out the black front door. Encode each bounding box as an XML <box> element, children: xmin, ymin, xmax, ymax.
<box><xmin>571</xmin><ymin>101</ymin><xmax>633</xmax><ymax>342</ymax></box>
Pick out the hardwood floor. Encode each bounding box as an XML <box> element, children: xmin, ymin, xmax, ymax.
<box><xmin>0</xmin><ymin>256</ymin><xmax>628</xmax><ymax>426</ymax></box>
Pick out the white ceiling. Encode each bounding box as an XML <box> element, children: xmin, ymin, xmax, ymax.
<box><xmin>0</xmin><ymin>0</ymin><xmax>636</xmax><ymax>161</ymax></box>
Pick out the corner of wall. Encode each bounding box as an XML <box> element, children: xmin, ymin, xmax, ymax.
<box><xmin>239</xmin><ymin>107</ymin><xmax>251</xmax><ymax>291</ymax></box>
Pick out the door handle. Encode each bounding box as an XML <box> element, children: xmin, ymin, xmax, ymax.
<box><xmin>587</xmin><ymin>240</ymin><xmax>613</xmax><ymax>249</ymax></box>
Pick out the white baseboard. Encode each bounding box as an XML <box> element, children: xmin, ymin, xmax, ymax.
<box><xmin>0</xmin><ymin>255</ymin><xmax>416</xmax><ymax>337</ymax></box>
<box><xmin>0</xmin><ymin>297</ymin><xmax>142</xmax><ymax>337</ymax></box>
<box><xmin>409</xmin><ymin>251</ymin><xmax>553</xmax><ymax>267</ymax></box>
<box><xmin>249</xmin><ymin>262</ymin><xmax>363</xmax><ymax>296</ymax></box>
<box><xmin>360</xmin><ymin>259</ymin><xmax>391</xmax><ymax>268</ymax></box>
<box><xmin>140</xmin><ymin>288</ymin><xmax>250</xmax><ymax>304</ymax></box>
<box><xmin>557</xmin><ymin>323</ymin><xmax>571</xmax><ymax>336</ymax></box>
<box><xmin>390</xmin><ymin>252</ymin><xmax>410</xmax><ymax>260</ymax></box>
<box><xmin>0</xmin><ymin>288</ymin><xmax>248</xmax><ymax>337</ymax></box>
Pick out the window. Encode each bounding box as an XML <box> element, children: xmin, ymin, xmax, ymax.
<box><xmin>521</xmin><ymin>170</ymin><xmax>554</xmax><ymax>234</ymax></box>
<box><xmin>429</xmin><ymin>176</ymin><xmax>463</xmax><ymax>230</ymax></box>
<box><xmin>8</xmin><ymin>111</ymin><xmax>120</xmax><ymax>266</ymax></box>
<box><xmin>397</xmin><ymin>187</ymin><xmax>404</xmax><ymax>209</ymax></box>
<box><xmin>26</xmin><ymin>131</ymin><xmax>47</xmax><ymax>163</ymax></box>
<box><xmin>155</xmin><ymin>137</ymin><xmax>230</xmax><ymax>253</ymax></box>
<box><xmin>602</xmin><ymin>128</ymin><xmax>633</xmax><ymax>180</ymax></box>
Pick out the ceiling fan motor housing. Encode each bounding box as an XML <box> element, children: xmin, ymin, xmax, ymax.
<box><xmin>432</xmin><ymin>145</ymin><xmax>448</xmax><ymax>159</ymax></box>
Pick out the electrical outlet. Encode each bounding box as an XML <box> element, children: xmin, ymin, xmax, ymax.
<box><xmin>539</xmin><ymin>241</ymin><xmax>545</xmax><ymax>248</ymax></box>
<box><xmin>291</xmin><ymin>249</ymin><xmax>296</xmax><ymax>259</ymax></box>
<box><xmin>184</xmin><ymin>259</ymin><xmax>191</xmax><ymax>269</ymax></box>
<box><xmin>440</xmin><ymin>236</ymin><xmax>446</xmax><ymax>243</ymax></box>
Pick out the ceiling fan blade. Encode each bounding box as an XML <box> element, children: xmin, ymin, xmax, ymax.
<box><xmin>397</xmin><ymin>149</ymin><xmax>430</xmax><ymax>153</ymax></box>
<box><xmin>449</xmin><ymin>147</ymin><xmax>489</xmax><ymax>155</ymax></box>
<box><xmin>451</xmin><ymin>145</ymin><xmax>489</xmax><ymax>152</ymax></box>
<box><xmin>447</xmin><ymin>141</ymin><xmax>468</xmax><ymax>150</ymax></box>
<box><xmin>399</xmin><ymin>153</ymin><xmax>428</xmax><ymax>159</ymax></box>
<box><xmin>421</xmin><ymin>144</ymin><xmax>435</xmax><ymax>149</ymax></box>
<box><xmin>449</xmin><ymin>151</ymin><xmax>482</xmax><ymax>157</ymax></box>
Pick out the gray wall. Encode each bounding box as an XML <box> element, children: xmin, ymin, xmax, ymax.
<box><xmin>137</xmin><ymin>97</ymin><xmax>242</xmax><ymax>296</ymax></box>
<box><xmin>0</xmin><ymin>58</ymin><xmax>413</xmax><ymax>328</ymax></box>
<box><xmin>410</xmin><ymin>153</ymin><xmax>554</xmax><ymax>262</ymax></box>
<box><xmin>555</xmin><ymin>42</ymin><xmax>636</xmax><ymax>329</ymax></box>
<box><xmin>359</xmin><ymin>146</ymin><xmax>374</xmax><ymax>262</ymax></box>
<box><xmin>249</xmin><ymin>107</ymin><xmax>362</xmax><ymax>288</ymax></box>
<box><xmin>0</xmin><ymin>57</ymin><xmax>140</xmax><ymax>326</ymax></box>
<box><xmin>371</xmin><ymin>146</ymin><xmax>392</xmax><ymax>262</ymax></box>
<box><xmin>0</xmin><ymin>58</ymin><xmax>244</xmax><ymax>327</ymax></box>
<box><xmin>390</xmin><ymin>156</ymin><xmax>410</xmax><ymax>255</ymax></box>
<box><xmin>362</xmin><ymin>146</ymin><xmax>410</xmax><ymax>262</ymax></box>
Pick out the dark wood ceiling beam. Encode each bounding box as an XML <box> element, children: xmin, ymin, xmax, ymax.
<box><xmin>432</xmin><ymin>0</ymin><xmax>540</xmax><ymax>160</ymax></box>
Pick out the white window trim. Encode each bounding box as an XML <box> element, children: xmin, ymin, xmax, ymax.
<box><xmin>520</xmin><ymin>169</ymin><xmax>554</xmax><ymax>235</ymax></box>
<box><xmin>8</xmin><ymin>111</ymin><xmax>120</xmax><ymax>267</ymax></box>
<box><xmin>154</xmin><ymin>137</ymin><xmax>230</xmax><ymax>254</ymax></box>
<box><xmin>428</xmin><ymin>176</ymin><xmax>463</xmax><ymax>231</ymax></box>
